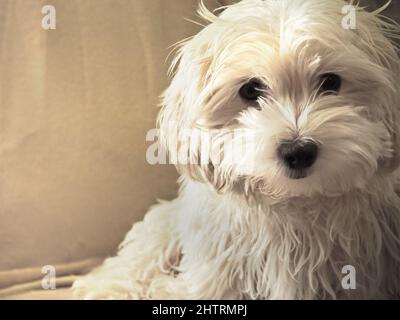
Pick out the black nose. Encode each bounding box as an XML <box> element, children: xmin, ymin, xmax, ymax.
<box><xmin>277</xmin><ymin>140</ymin><xmax>319</xmax><ymax>171</ymax></box>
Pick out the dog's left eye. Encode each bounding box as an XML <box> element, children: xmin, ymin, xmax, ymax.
<box><xmin>318</xmin><ymin>73</ymin><xmax>341</xmax><ymax>94</ymax></box>
<box><xmin>239</xmin><ymin>80</ymin><xmax>265</xmax><ymax>101</ymax></box>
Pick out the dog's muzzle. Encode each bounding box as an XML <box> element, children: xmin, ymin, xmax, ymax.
<box><xmin>277</xmin><ymin>140</ymin><xmax>319</xmax><ymax>179</ymax></box>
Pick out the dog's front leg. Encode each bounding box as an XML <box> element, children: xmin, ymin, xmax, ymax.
<box><xmin>72</xmin><ymin>200</ymin><xmax>185</xmax><ymax>299</ymax></box>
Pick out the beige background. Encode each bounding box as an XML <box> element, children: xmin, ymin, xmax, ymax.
<box><xmin>0</xmin><ymin>0</ymin><xmax>222</xmax><ymax>272</ymax></box>
<box><xmin>0</xmin><ymin>0</ymin><xmax>399</xmax><ymax>275</ymax></box>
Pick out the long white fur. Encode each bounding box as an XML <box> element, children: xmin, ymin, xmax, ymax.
<box><xmin>73</xmin><ymin>0</ymin><xmax>400</xmax><ymax>299</ymax></box>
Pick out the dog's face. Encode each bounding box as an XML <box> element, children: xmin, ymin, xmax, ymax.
<box><xmin>160</xmin><ymin>0</ymin><xmax>400</xmax><ymax>199</ymax></box>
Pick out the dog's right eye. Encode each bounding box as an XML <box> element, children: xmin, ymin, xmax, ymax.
<box><xmin>318</xmin><ymin>73</ymin><xmax>341</xmax><ymax>95</ymax></box>
<box><xmin>239</xmin><ymin>80</ymin><xmax>264</xmax><ymax>101</ymax></box>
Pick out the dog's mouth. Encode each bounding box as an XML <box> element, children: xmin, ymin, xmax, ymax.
<box><xmin>285</xmin><ymin>169</ymin><xmax>309</xmax><ymax>180</ymax></box>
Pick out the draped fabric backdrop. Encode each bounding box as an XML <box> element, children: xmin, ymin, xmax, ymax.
<box><xmin>0</xmin><ymin>0</ymin><xmax>221</xmax><ymax>273</ymax></box>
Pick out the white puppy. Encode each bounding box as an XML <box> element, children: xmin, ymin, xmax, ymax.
<box><xmin>73</xmin><ymin>0</ymin><xmax>400</xmax><ymax>299</ymax></box>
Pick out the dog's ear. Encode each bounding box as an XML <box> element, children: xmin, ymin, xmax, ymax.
<box><xmin>375</xmin><ymin>19</ymin><xmax>400</xmax><ymax>172</ymax></box>
<box><xmin>158</xmin><ymin>5</ymin><xmax>228</xmax><ymax>190</ymax></box>
<box><xmin>376</xmin><ymin>48</ymin><xmax>400</xmax><ymax>173</ymax></box>
<box><xmin>382</xmin><ymin>84</ymin><xmax>400</xmax><ymax>172</ymax></box>
<box><xmin>387</xmin><ymin>131</ymin><xmax>400</xmax><ymax>172</ymax></box>
<box><xmin>353</xmin><ymin>5</ymin><xmax>400</xmax><ymax>172</ymax></box>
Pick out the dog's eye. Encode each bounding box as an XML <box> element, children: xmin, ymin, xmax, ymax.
<box><xmin>318</xmin><ymin>73</ymin><xmax>341</xmax><ymax>94</ymax></box>
<box><xmin>239</xmin><ymin>80</ymin><xmax>264</xmax><ymax>101</ymax></box>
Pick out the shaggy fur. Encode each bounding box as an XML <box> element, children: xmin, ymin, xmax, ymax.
<box><xmin>73</xmin><ymin>0</ymin><xmax>400</xmax><ymax>299</ymax></box>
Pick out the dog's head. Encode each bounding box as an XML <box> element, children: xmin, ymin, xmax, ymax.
<box><xmin>159</xmin><ymin>0</ymin><xmax>400</xmax><ymax>199</ymax></box>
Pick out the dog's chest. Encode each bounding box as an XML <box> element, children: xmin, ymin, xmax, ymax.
<box><xmin>180</xmin><ymin>183</ymin><xmax>400</xmax><ymax>298</ymax></box>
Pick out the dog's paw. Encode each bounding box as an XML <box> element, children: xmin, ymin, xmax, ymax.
<box><xmin>72</xmin><ymin>277</ymin><xmax>142</xmax><ymax>300</ymax></box>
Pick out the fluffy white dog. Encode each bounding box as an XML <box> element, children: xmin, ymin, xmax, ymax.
<box><xmin>73</xmin><ymin>0</ymin><xmax>400</xmax><ymax>299</ymax></box>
